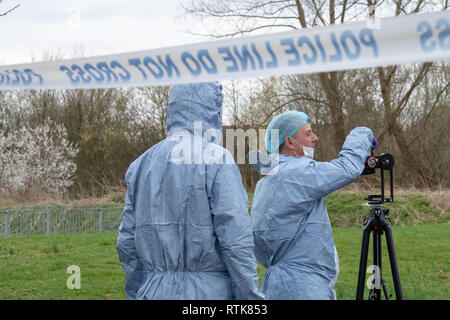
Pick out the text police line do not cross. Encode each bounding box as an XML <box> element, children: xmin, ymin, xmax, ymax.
<box><xmin>56</xmin><ymin>28</ymin><xmax>379</xmax><ymax>86</ymax></box>
<box><xmin>0</xmin><ymin>11</ymin><xmax>448</xmax><ymax>90</ymax></box>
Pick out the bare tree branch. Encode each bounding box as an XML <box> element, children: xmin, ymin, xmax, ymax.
<box><xmin>294</xmin><ymin>0</ymin><xmax>307</xmax><ymax>28</ymax></box>
<box><xmin>392</xmin><ymin>62</ymin><xmax>432</xmax><ymax>119</ymax></box>
<box><xmin>412</xmin><ymin>0</ymin><xmax>425</xmax><ymax>13</ymax></box>
<box><xmin>407</xmin><ymin>82</ymin><xmax>450</xmax><ymax>144</ymax></box>
<box><xmin>329</xmin><ymin>0</ymin><xmax>336</xmax><ymax>24</ymax></box>
<box><xmin>255</xmin><ymin>96</ymin><xmax>300</xmax><ymax>127</ymax></box>
<box><xmin>0</xmin><ymin>1</ymin><xmax>20</xmax><ymax>16</ymax></box>
<box><xmin>310</xmin><ymin>0</ymin><xmax>328</xmax><ymax>26</ymax></box>
<box><xmin>187</xmin><ymin>23</ymin><xmax>299</xmax><ymax>39</ymax></box>
<box><xmin>340</xmin><ymin>0</ymin><xmax>348</xmax><ymax>23</ymax></box>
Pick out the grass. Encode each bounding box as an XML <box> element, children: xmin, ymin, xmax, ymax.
<box><xmin>255</xmin><ymin>224</ymin><xmax>449</xmax><ymax>300</ymax></box>
<box><xmin>2</xmin><ymin>189</ymin><xmax>448</xmax><ymax>227</ymax></box>
<box><xmin>0</xmin><ymin>191</ymin><xmax>126</xmax><ymax>211</ymax></box>
<box><xmin>0</xmin><ymin>224</ymin><xmax>448</xmax><ymax>300</ymax></box>
<box><xmin>332</xmin><ymin>223</ymin><xmax>448</xmax><ymax>299</ymax></box>
<box><xmin>0</xmin><ymin>190</ymin><xmax>448</xmax><ymax>299</ymax></box>
<box><xmin>0</xmin><ymin>232</ymin><xmax>125</xmax><ymax>300</ymax></box>
<box><xmin>249</xmin><ymin>190</ymin><xmax>449</xmax><ymax>227</ymax></box>
<box><xmin>324</xmin><ymin>192</ymin><xmax>449</xmax><ymax>227</ymax></box>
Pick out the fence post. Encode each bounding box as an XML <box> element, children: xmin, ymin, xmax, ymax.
<box><xmin>46</xmin><ymin>206</ymin><xmax>51</xmax><ymax>235</ymax></box>
<box><xmin>4</xmin><ymin>210</ymin><xmax>9</xmax><ymax>238</ymax></box>
<box><xmin>99</xmin><ymin>208</ymin><xmax>103</xmax><ymax>233</ymax></box>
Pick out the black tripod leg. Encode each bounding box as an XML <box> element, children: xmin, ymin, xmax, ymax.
<box><xmin>356</xmin><ymin>220</ymin><xmax>372</xmax><ymax>300</ymax></box>
<box><xmin>384</xmin><ymin>222</ymin><xmax>403</xmax><ymax>300</ymax></box>
<box><xmin>381</xmin><ymin>278</ymin><xmax>390</xmax><ymax>300</ymax></box>
<box><xmin>370</xmin><ymin>229</ymin><xmax>382</xmax><ymax>300</ymax></box>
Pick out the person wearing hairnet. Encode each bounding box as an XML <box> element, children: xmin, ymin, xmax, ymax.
<box><xmin>117</xmin><ymin>82</ymin><xmax>264</xmax><ymax>300</ymax></box>
<box><xmin>250</xmin><ymin>110</ymin><xmax>377</xmax><ymax>300</ymax></box>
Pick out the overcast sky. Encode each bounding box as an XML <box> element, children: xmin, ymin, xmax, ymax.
<box><xmin>1</xmin><ymin>1</ymin><xmax>442</xmax><ymax>66</ymax></box>
<box><xmin>0</xmin><ymin>0</ymin><xmax>208</xmax><ymax>65</ymax></box>
<box><xmin>0</xmin><ymin>1</ymin><xmax>420</xmax><ymax>66</ymax></box>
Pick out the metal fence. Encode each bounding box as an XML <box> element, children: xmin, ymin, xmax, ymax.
<box><xmin>0</xmin><ymin>206</ymin><xmax>124</xmax><ymax>237</ymax></box>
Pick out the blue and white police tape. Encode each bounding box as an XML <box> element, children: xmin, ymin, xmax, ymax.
<box><xmin>0</xmin><ymin>10</ymin><xmax>448</xmax><ymax>90</ymax></box>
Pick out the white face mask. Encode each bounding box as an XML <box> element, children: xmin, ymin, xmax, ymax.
<box><xmin>302</xmin><ymin>146</ymin><xmax>315</xmax><ymax>159</ymax></box>
<box><xmin>290</xmin><ymin>138</ymin><xmax>315</xmax><ymax>159</ymax></box>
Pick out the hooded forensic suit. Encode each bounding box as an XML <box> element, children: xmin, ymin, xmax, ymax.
<box><xmin>251</xmin><ymin>127</ymin><xmax>373</xmax><ymax>299</ymax></box>
<box><xmin>117</xmin><ymin>82</ymin><xmax>263</xmax><ymax>300</ymax></box>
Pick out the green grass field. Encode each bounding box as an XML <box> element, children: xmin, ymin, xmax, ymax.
<box><xmin>0</xmin><ymin>191</ymin><xmax>448</xmax><ymax>300</ymax></box>
<box><xmin>323</xmin><ymin>191</ymin><xmax>449</xmax><ymax>227</ymax></box>
<box><xmin>0</xmin><ymin>223</ymin><xmax>448</xmax><ymax>300</ymax></box>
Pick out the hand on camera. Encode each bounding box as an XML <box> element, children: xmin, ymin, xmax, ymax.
<box><xmin>372</xmin><ymin>136</ymin><xmax>378</xmax><ymax>149</ymax></box>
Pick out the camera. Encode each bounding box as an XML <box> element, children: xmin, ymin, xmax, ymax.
<box><xmin>361</xmin><ymin>152</ymin><xmax>395</xmax><ymax>204</ymax></box>
<box><xmin>361</xmin><ymin>153</ymin><xmax>395</xmax><ymax>175</ymax></box>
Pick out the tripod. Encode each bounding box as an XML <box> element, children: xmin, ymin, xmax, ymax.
<box><xmin>355</xmin><ymin>153</ymin><xmax>403</xmax><ymax>300</ymax></box>
<box><xmin>356</xmin><ymin>197</ymin><xmax>403</xmax><ymax>300</ymax></box>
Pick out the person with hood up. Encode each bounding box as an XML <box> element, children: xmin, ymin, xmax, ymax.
<box><xmin>117</xmin><ymin>82</ymin><xmax>264</xmax><ymax>300</ymax></box>
<box><xmin>250</xmin><ymin>110</ymin><xmax>377</xmax><ymax>300</ymax></box>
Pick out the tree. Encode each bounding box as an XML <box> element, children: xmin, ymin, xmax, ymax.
<box><xmin>0</xmin><ymin>118</ymin><xmax>78</xmax><ymax>197</ymax></box>
<box><xmin>0</xmin><ymin>0</ymin><xmax>20</xmax><ymax>16</ymax></box>
<box><xmin>181</xmin><ymin>0</ymin><xmax>450</xmax><ymax>187</ymax></box>
<box><xmin>130</xmin><ymin>85</ymin><xmax>171</xmax><ymax>141</ymax></box>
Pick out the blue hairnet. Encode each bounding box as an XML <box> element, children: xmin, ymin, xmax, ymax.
<box><xmin>265</xmin><ymin>110</ymin><xmax>308</xmax><ymax>153</ymax></box>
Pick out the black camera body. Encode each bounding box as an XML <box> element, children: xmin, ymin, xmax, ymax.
<box><xmin>361</xmin><ymin>152</ymin><xmax>395</xmax><ymax>204</ymax></box>
<box><xmin>361</xmin><ymin>153</ymin><xmax>395</xmax><ymax>175</ymax></box>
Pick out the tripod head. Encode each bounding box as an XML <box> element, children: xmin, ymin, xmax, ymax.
<box><xmin>361</xmin><ymin>150</ymin><xmax>395</xmax><ymax>205</ymax></box>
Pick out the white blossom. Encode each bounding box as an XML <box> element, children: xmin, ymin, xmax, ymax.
<box><xmin>0</xmin><ymin>118</ymin><xmax>79</xmax><ymax>196</ymax></box>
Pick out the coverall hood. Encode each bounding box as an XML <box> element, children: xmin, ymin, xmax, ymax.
<box><xmin>166</xmin><ymin>82</ymin><xmax>224</xmax><ymax>136</ymax></box>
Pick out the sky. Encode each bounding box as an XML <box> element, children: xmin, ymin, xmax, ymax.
<box><xmin>0</xmin><ymin>0</ymin><xmax>207</xmax><ymax>65</ymax></box>
<box><xmin>0</xmin><ymin>1</ymin><xmax>419</xmax><ymax>66</ymax></box>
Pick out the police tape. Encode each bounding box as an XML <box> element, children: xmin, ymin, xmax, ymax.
<box><xmin>0</xmin><ymin>10</ymin><xmax>448</xmax><ymax>90</ymax></box>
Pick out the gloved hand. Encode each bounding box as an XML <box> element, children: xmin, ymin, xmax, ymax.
<box><xmin>372</xmin><ymin>136</ymin><xmax>378</xmax><ymax>149</ymax></box>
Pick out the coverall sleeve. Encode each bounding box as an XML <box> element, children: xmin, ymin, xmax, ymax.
<box><xmin>210</xmin><ymin>162</ymin><xmax>265</xmax><ymax>300</ymax></box>
<box><xmin>292</xmin><ymin>127</ymin><xmax>374</xmax><ymax>201</ymax></box>
<box><xmin>116</xmin><ymin>167</ymin><xmax>148</xmax><ymax>300</ymax></box>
